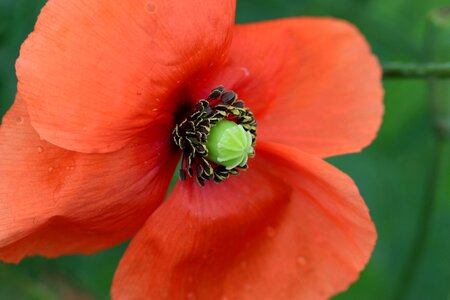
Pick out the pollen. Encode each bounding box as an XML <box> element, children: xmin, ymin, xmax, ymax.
<box><xmin>172</xmin><ymin>86</ymin><xmax>257</xmax><ymax>186</ymax></box>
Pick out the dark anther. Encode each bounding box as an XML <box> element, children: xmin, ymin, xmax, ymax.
<box><xmin>214</xmin><ymin>104</ymin><xmax>229</xmax><ymax>111</ymax></box>
<box><xmin>221</xmin><ymin>91</ymin><xmax>237</xmax><ymax>105</ymax></box>
<box><xmin>196</xmin><ymin>101</ymin><xmax>206</xmax><ymax>111</ymax></box>
<box><xmin>185</xmin><ymin>120</ymin><xmax>194</xmax><ymax>128</ymax></box>
<box><xmin>179</xmin><ymin>169</ymin><xmax>187</xmax><ymax>181</ymax></box>
<box><xmin>239</xmin><ymin>164</ymin><xmax>248</xmax><ymax>171</ymax></box>
<box><xmin>196</xmin><ymin>176</ymin><xmax>205</xmax><ymax>187</ymax></box>
<box><xmin>195</xmin><ymin>144</ymin><xmax>207</xmax><ymax>155</ymax></box>
<box><xmin>172</xmin><ymin>85</ymin><xmax>257</xmax><ymax>186</ymax></box>
<box><xmin>187</xmin><ymin>166</ymin><xmax>194</xmax><ymax>177</ymax></box>
<box><xmin>198</xmin><ymin>126</ymin><xmax>209</xmax><ymax>135</ymax></box>
<box><xmin>196</xmin><ymin>164</ymin><xmax>204</xmax><ymax>177</ymax></box>
<box><xmin>240</xmin><ymin>116</ymin><xmax>254</xmax><ymax>124</ymax></box>
<box><xmin>208</xmin><ymin>85</ymin><xmax>225</xmax><ymax>100</ymax></box>
<box><xmin>186</xmin><ymin>131</ymin><xmax>197</xmax><ymax>138</ymax></box>
<box><xmin>213</xmin><ymin>110</ymin><xmax>228</xmax><ymax>118</ymax></box>
<box><xmin>178</xmin><ymin>138</ymin><xmax>186</xmax><ymax>149</ymax></box>
<box><xmin>229</xmin><ymin>169</ymin><xmax>239</xmax><ymax>176</ymax></box>
<box><xmin>232</xmin><ymin>100</ymin><xmax>245</xmax><ymax>108</ymax></box>
<box><xmin>204</xmin><ymin>107</ymin><xmax>214</xmax><ymax>118</ymax></box>
<box><xmin>202</xmin><ymin>164</ymin><xmax>213</xmax><ymax>178</ymax></box>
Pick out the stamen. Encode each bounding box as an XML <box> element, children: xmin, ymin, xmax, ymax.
<box><xmin>172</xmin><ymin>86</ymin><xmax>257</xmax><ymax>186</ymax></box>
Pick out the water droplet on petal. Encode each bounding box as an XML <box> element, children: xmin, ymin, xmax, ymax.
<box><xmin>16</xmin><ymin>117</ymin><xmax>24</xmax><ymax>125</ymax></box>
<box><xmin>37</xmin><ymin>146</ymin><xmax>44</xmax><ymax>153</ymax></box>
<box><xmin>48</xmin><ymin>167</ymin><xmax>54</xmax><ymax>173</ymax></box>
<box><xmin>296</xmin><ymin>256</ymin><xmax>307</xmax><ymax>266</ymax></box>
<box><xmin>241</xmin><ymin>67</ymin><xmax>250</xmax><ymax>77</ymax></box>
<box><xmin>146</xmin><ymin>1</ymin><xmax>157</xmax><ymax>13</ymax></box>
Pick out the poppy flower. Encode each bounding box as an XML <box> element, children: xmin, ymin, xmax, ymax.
<box><xmin>0</xmin><ymin>0</ymin><xmax>383</xmax><ymax>299</ymax></box>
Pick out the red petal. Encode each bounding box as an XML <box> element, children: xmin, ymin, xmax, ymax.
<box><xmin>111</xmin><ymin>142</ymin><xmax>376</xmax><ymax>300</ymax></box>
<box><xmin>0</xmin><ymin>98</ymin><xmax>178</xmax><ymax>263</ymax></box>
<box><xmin>16</xmin><ymin>0</ymin><xmax>236</xmax><ymax>153</ymax></box>
<box><xmin>194</xmin><ymin>18</ymin><xmax>383</xmax><ymax>157</ymax></box>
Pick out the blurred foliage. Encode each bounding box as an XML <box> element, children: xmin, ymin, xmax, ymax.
<box><xmin>0</xmin><ymin>0</ymin><xmax>46</xmax><ymax>117</ymax></box>
<box><xmin>1</xmin><ymin>0</ymin><xmax>450</xmax><ymax>299</ymax></box>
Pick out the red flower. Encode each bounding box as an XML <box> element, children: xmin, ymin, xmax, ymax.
<box><xmin>0</xmin><ymin>0</ymin><xmax>383</xmax><ymax>299</ymax></box>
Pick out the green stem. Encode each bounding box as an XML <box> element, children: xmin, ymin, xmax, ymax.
<box><xmin>393</xmin><ymin>7</ymin><xmax>450</xmax><ymax>295</ymax></box>
<box><xmin>392</xmin><ymin>136</ymin><xmax>448</xmax><ymax>300</ymax></box>
<box><xmin>382</xmin><ymin>62</ymin><xmax>450</xmax><ymax>78</ymax></box>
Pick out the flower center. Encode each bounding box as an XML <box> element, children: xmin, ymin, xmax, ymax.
<box><xmin>172</xmin><ymin>86</ymin><xmax>257</xmax><ymax>186</ymax></box>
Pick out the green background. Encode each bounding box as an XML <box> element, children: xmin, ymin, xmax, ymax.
<box><xmin>1</xmin><ymin>0</ymin><xmax>449</xmax><ymax>299</ymax></box>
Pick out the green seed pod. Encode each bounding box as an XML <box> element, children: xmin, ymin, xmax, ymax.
<box><xmin>205</xmin><ymin>120</ymin><xmax>254</xmax><ymax>170</ymax></box>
